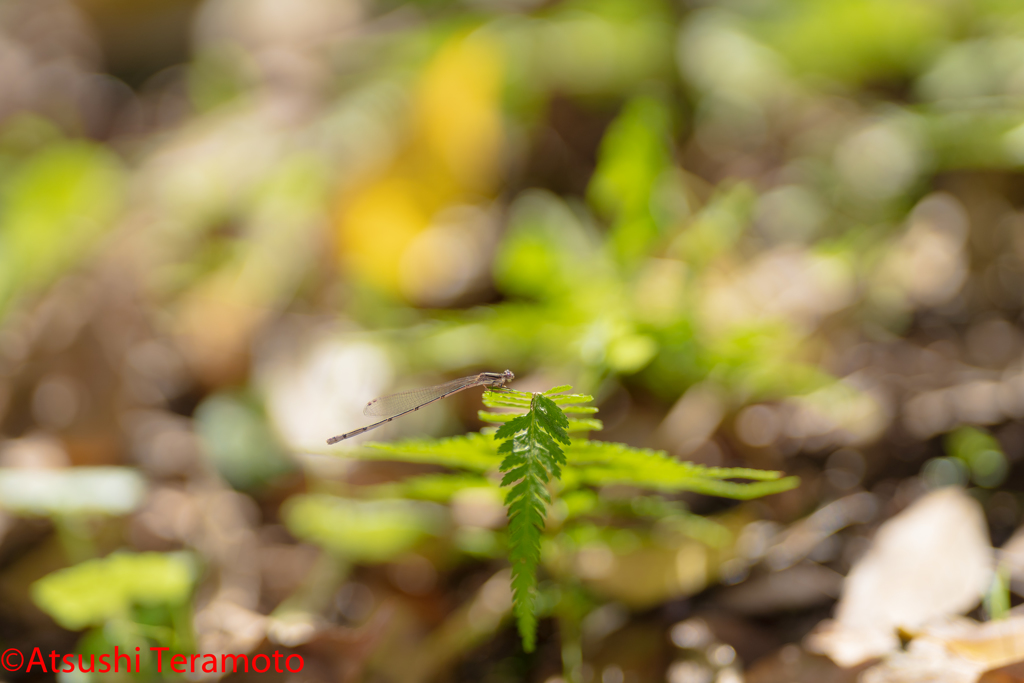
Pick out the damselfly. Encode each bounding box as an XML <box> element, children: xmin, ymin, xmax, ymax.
<box><xmin>326</xmin><ymin>369</ymin><xmax>514</xmax><ymax>444</ymax></box>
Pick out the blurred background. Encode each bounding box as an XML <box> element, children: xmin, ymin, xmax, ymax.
<box><xmin>3</xmin><ymin>0</ymin><xmax>1024</xmax><ymax>680</ymax></box>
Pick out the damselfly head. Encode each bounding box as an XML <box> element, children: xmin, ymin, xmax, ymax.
<box><xmin>502</xmin><ymin>369</ymin><xmax>514</xmax><ymax>384</ymax></box>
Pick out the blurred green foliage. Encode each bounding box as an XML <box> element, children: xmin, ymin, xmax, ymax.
<box><xmin>588</xmin><ymin>96</ymin><xmax>675</xmax><ymax>266</ymax></box>
<box><xmin>194</xmin><ymin>393</ymin><xmax>295</xmax><ymax>491</ymax></box>
<box><xmin>284</xmin><ymin>494</ymin><xmax>446</xmax><ymax>563</ymax></box>
<box><xmin>0</xmin><ymin>139</ymin><xmax>124</xmax><ymax>315</ymax></box>
<box><xmin>32</xmin><ymin>552</ymin><xmax>195</xmax><ymax>631</ymax></box>
<box><xmin>945</xmin><ymin>427</ymin><xmax>1009</xmax><ymax>489</ymax></box>
<box><xmin>756</xmin><ymin>0</ymin><xmax>950</xmax><ymax>84</ymax></box>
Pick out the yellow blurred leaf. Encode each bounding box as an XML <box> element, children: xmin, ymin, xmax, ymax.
<box><xmin>337</xmin><ymin>172</ymin><xmax>432</xmax><ymax>291</ymax></box>
<box><xmin>335</xmin><ymin>32</ymin><xmax>504</xmax><ymax>298</ymax></box>
<box><xmin>415</xmin><ymin>34</ymin><xmax>504</xmax><ymax>192</ymax></box>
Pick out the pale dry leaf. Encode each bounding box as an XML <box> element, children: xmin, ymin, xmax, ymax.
<box><xmin>861</xmin><ymin>616</ymin><xmax>1024</xmax><ymax>683</ymax></box>
<box><xmin>999</xmin><ymin>525</ymin><xmax>1024</xmax><ymax>588</ymax></box>
<box><xmin>860</xmin><ymin>634</ymin><xmax>985</xmax><ymax>683</ymax></box>
<box><xmin>807</xmin><ymin>487</ymin><xmax>993</xmax><ymax>667</ymax></box>
<box><xmin>931</xmin><ymin>615</ymin><xmax>1024</xmax><ymax>669</ymax></box>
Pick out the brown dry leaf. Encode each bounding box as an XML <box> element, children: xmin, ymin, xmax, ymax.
<box><xmin>807</xmin><ymin>487</ymin><xmax>993</xmax><ymax>667</ymax></box>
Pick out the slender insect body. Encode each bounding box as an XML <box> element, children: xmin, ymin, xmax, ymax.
<box><xmin>326</xmin><ymin>370</ymin><xmax>515</xmax><ymax>444</ymax></box>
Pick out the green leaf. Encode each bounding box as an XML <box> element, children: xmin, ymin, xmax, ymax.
<box><xmin>478</xmin><ymin>411</ymin><xmax>520</xmax><ymax>423</ymax></box>
<box><xmin>483</xmin><ymin>395</ymin><xmax>534</xmax><ymax>409</ymax></box>
<box><xmin>986</xmin><ymin>562</ymin><xmax>1011</xmax><ymax>621</ymax></box>
<box><xmin>588</xmin><ymin>96</ymin><xmax>675</xmax><ymax>266</ymax></box>
<box><xmin>563</xmin><ymin>441</ymin><xmax>800</xmax><ymax>499</ymax></box>
<box><xmin>496</xmin><ymin>413</ymin><xmax>535</xmax><ymax>439</ymax></box>
<box><xmin>668</xmin><ymin>183</ymin><xmax>755</xmax><ymax>269</ymax></box>
<box><xmin>0</xmin><ymin>140</ymin><xmax>125</xmax><ymax>315</ymax></box>
<box><xmin>492</xmin><ymin>191</ymin><xmax>599</xmax><ymax>299</ymax></box>
<box><xmin>492</xmin><ymin>391</ymin><xmax>576</xmax><ymax>652</ymax></box>
<box><xmin>560</xmin><ymin>405</ymin><xmax>599</xmax><ymax>414</ymax></box>
<box><xmin>756</xmin><ymin>0</ymin><xmax>949</xmax><ymax>86</ymax></box>
<box><xmin>283</xmin><ymin>494</ymin><xmax>445</xmax><ymax>563</ymax></box>
<box><xmin>482</xmin><ymin>411</ymin><xmax>603</xmax><ymax>432</ymax></box>
<box><xmin>367</xmin><ymin>473</ymin><xmax>495</xmax><ymax>502</ymax></box>
<box><xmin>566</xmin><ymin>418</ymin><xmax>604</xmax><ymax>432</ymax></box>
<box><xmin>533</xmin><ymin>394</ymin><xmax>571</xmax><ymax>444</ymax></box>
<box><xmin>946</xmin><ymin>427</ymin><xmax>1008</xmax><ymax>489</ymax></box>
<box><xmin>549</xmin><ymin>394</ymin><xmax>596</xmax><ymax>405</ymax></box>
<box><xmin>485</xmin><ymin>387</ymin><xmax>534</xmax><ymax>402</ymax></box>
<box><xmin>364</xmin><ymin>434</ymin><xmax>503</xmax><ymax>472</ymax></box>
<box><xmin>32</xmin><ymin>552</ymin><xmax>195</xmax><ymax>630</ymax></box>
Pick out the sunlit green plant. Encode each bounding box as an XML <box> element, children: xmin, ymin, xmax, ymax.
<box><xmin>352</xmin><ymin>382</ymin><xmax>799</xmax><ymax>654</ymax></box>
<box><xmin>486</xmin><ymin>386</ymin><xmax>578</xmax><ymax>651</ymax></box>
<box><xmin>30</xmin><ymin>552</ymin><xmax>197</xmax><ymax>680</ymax></box>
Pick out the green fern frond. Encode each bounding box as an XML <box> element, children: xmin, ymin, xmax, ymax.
<box><xmin>483</xmin><ymin>388</ymin><xmax>533</xmax><ymax>409</ymax></box>
<box><xmin>549</xmin><ymin>393</ymin><xmax>594</xmax><ymax>405</ymax></box>
<box><xmin>483</xmin><ymin>387</ymin><xmax>601</xmax><ymax>445</ymax></box>
<box><xmin>479</xmin><ymin>411</ymin><xmax>603</xmax><ymax>433</ymax></box>
<box><xmin>367</xmin><ymin>473</ymin><xmax>495</xmax><ymax>502</ymax></box>
<box><xmin>563</xmin><ymin>441</ymin><xmax>800</xmax><ymax>499</ymax></box>
<box><xmin>477</xmin><ymin>411</ymin><xmax>521</xmax><ymax>423</ymax></box>
<box><xmin>367</xmin><ymin>434</ymin><xmax>500</xmax><ymax>472</ymax></box>
<box><xmin>483</xmin><ymin>396</ymin><xmax>534</xmax><ymax>410</ymax></box>
<box><xmin>492</xmin><ymin>390</ymin><xmax>572</xmax><ymax>652</ymax></box>
<box><xmin>361</xmin><ymin>434</ymin><xmax>796</xmax><ymax>499</ymax></box>
<box><xmin>565</xmin><ymin>418</ymin><xmax>603</xmax><ymax>432</ymax></box>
